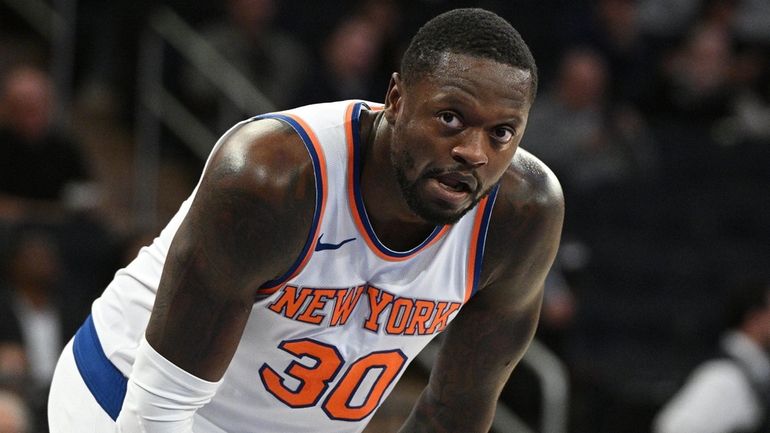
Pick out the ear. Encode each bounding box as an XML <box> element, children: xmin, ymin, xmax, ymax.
<box><xmin>383</xmin><ymin>72</ymin><xmax>403</xmax><ymax>125</ymax></box>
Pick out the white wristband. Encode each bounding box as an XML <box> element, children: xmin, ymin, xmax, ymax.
<box><xmin>116</xmin><ymin>337</ymin><xmax>222</xmax><ymax>433</ymax></box>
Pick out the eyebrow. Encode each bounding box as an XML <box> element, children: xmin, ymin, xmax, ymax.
<box><xmin>431</xmin><ymin>87</ymin><xmax>527</xmax><ymax>123</ymax></box>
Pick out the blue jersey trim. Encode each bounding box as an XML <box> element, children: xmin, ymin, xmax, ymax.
<box><xmin>256</xmin><ymin>113</ymin><xmax>325</xmax><ymax>290</ymax></box>
<box><xmin>349</xmin><ymin>102</ymin><xmax>446</xmax><ymax>258</ymax></box>
<box><xmin>470</xmin><ymin>184</ymin><xmax>499</xmax><ymax>298</ymax></box>
<box><xmin>72</xmin><ymin>314</ymin><xmax>128</xmax><ymax>421</ymax></box>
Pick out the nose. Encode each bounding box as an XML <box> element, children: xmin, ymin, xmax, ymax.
<box><xmin>451</xmin><ymin>131</ymin><xmax>488</xmax><ymax>168</ymax></box>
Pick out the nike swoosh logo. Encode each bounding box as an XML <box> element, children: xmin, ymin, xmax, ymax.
<box><xmin>315</xmin><ymin>234</ymin><xmax>357</xmax><ymax>251</ymax></box>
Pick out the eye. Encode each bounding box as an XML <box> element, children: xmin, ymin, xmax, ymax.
<box><xmin>438</xmin><ymin>111</ymin><xmax>463</xmax><ymax>129</ymax></box>
<box><xmin>490</xmin><ymin>126</ymin><xmax>515</xmax><ymax>144</ymax></box>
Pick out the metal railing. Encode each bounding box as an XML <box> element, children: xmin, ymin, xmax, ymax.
<box><xmin>0</xmin><ymin>0</ymin><xmax>273</xmax><ymax>226</ymax></box>
<box><xmin>415</xmin><ymin>337</ymin><xmax>570</xmax><ymax>433</ymax></box>
<box><xmin>134</xmin><ymin>6</ymin><xmax>275</xmax><ymax>226</ymax></box>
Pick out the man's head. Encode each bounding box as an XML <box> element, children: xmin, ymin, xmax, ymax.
<box><xmin>0</xmin><ymin>390</ymin><xmax>30</xmax><ymax>433</ymax></box>
<box><xmin>556</xmin><ymin>48</ymin><xmax>608</xmax><ymax>110</ymax></box>
<box><xmin>400</xmin><ymin>8</ymin><xmax>538</xmax><ymax>102</ymax></box>
<box><xmin>0</xmin><ymin>66</ymin><xmax>55</xmax><ymax>142</ymax></box>
<box><xmin>1</xmin><ymin>225</ymin><xmax>61</xmax><ymax>292</ymax></box>
<box><xmin>383</xmin><ymin>9</ymin><xmax>537</xmax><ymax>225</ymax></box>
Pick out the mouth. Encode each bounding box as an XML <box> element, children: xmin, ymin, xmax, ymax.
<box><xmin>423</xmin><ymin>172</ymin><xmax>479</xmax><ymax>208</ymax></box>
<box><xmin>433</xmin><ymin>172</ymin><xmax>477</xmax><ymax>195</ymax></box>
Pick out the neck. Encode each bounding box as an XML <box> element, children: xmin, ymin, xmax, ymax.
<box><xmin>742</xmin><ymin>324</ymin><xmax>770</xmax><ymax>351</ymax></box>
<box><xmin>357</xmin><ymin>109</ymin><xmax>436</xmax><ymax>251</ymax></box>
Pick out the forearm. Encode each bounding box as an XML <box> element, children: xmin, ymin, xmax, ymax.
<box><xmin>398</xmin><ymin>387</ymin><xmax>497</xmax><ymax>433</ymax></box>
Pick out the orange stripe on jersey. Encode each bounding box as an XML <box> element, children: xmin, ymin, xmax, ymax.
<box><xmin>257</xmin><ymin>113</ymin><xmax>329</xmax><ymax>295</ymax></box>
<box><xmin>344</xmin><ymin>102</ymin><xmax>378</xmax><ymax>257</ymax></box>
<box><xmin>464</xmin><ymin>191</ymin><xmax>495</xmax><ymax>303</ymax></box>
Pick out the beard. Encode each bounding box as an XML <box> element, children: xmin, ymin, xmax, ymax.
<box><xmin>390</xmin><ymin>146</ymin><xmax>493</xmax><ymax>226</ymax></box>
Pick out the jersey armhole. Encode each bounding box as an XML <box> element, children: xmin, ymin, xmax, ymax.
<box><xmin>254</xmin><ymin>114</ymin><xmax>328</xmax><ymax>296</ymax></box>
<box><xmin>464</xmin><ymin>184</ymin><xmax>500</xmax><ymax>303</ymax></box>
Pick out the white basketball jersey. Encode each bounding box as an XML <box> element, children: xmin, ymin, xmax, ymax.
<box><xmin>89</xmin><ymin>100</ymin><xmax>498</xmax><ymax>433</ymax></box>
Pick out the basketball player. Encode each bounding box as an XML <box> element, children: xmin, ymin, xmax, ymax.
<box><xmin>48</xmin><ymin>8</ymin><xmax>564</xmax><ymax>433</ymax></box>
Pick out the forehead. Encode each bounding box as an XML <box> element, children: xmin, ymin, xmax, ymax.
<box><xmin>412</xmin><ymin>52</ymin><xmax>533</xmax><ymax>108</ymax></box>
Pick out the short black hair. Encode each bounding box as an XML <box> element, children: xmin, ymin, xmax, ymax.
<box><xmin>401</xmin><ymin>8</ymin><xmax>538</xmax><ymax>101</ymax></box>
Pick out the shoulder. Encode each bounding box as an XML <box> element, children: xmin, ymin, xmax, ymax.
<box><xmin>478</xmin><ymin>148</ymin><xmax>564</xmax><ymax>287</ymax></box>
<box><xmin>178</xmin><ymin>117</ymin><xmax>319</xmax><ymax>285</ymax></box>
<box><xmin>496</xmin><ymin>148</ymin><xmax>564</xmax><ymax>220</ymax></box>
<box><xmin>687</xmin><ymin>359</ymin><xmax>754</xmax><ymax>392</ymax></box>
<box><xmin>199</xmin><ymin>117</ymin><xmax>315</xmax><ymax>205</ymax></box>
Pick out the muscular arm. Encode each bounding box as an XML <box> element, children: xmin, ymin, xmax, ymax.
<box><xmin>399</xmin><ymin>151</ymin><xmax>564</xmax><ymax>433</ymax></box>
<box><xmin>145</xmin><ymin>118</ymin><xmax>317</xmax><ymax>381</ymax></box>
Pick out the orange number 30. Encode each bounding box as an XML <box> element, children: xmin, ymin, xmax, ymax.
<box><xmin>259</xmin><ymin>338</ymin><xmax>407</xmax><ymax>421</ymax></box>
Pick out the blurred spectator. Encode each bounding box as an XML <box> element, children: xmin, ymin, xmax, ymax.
<box><xmin>0</xmin><ymin>226</ymin><xmax>70</xmax><ymax>427</ymax></box>
<box><xmin>653</xmin><ymin>278</ymin><xmax>770</xmax><ymax>433</ymax></box>
<box><xmin>0</xmin><ymin>65</ymin><xmax>96</xmax><ymax>223</ymax></box>
<box><xmin>644</xmin><ymin>24</ymin><xmax>734</xmax><ymax>126</ymax></box>
<box><xmin>522</xmin><ymin>47</ymin><xmax>658</xmax><ymax>196</ymax></box>
<box><xmin>635</xmin><ymin>22</ymin><xmax>737</xmax><ymax>192</ymax></box>
<box><xmin>639</xmin><ymin>0</ymin><xmax>770</xmax><ymax>44</ymax></box>
<box><xmin>181</xmin><ymin>0</ymin><xmax>309</xmax><ymax>131</ymax></box>
<box><xmin>715</xmin><ymin>42</ymin><xmax>770</xmax><ymax>147</ymax></box>
<box><xmin>292</xmin><ymin>14</ymin><xmax>388</xmax><ymax>106</ymax></box>
<box><xmin>636</xmin><ymin>20</ymin><xmax>767</xmax><ymax>244</ymax></box>
<box><xmin>0</xmin><ymin>389</ymin><xmax>30</xmax><ymax>433</ymax></box>
<box><xmin>646</xmin><ymin>0</ymin><xmax>770</xmax><ymax>145</ymax></box>
<box><xmin>567</xmin><ymin>0</ymin><xmax>658</xmax><ymax>104</ymax></box>
<box><xmin>355</xmin><ymin>0</ymin><xmax>404</xmax><ymax>84</ymax></box>
<box><xmin>595</xmin><ymin>0</ymin><xmax>657</xmax><ymax>103</ymax></box>
<box><xmin>357</xmin><ymin>0</ymin><xmax>402</xmax><ymax>40</ymax></box>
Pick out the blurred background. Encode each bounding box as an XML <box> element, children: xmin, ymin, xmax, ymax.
<box><xmin>0</xmin><ymin>0</ymin><xmax>769</xmax><ymax>432</ymax></box>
